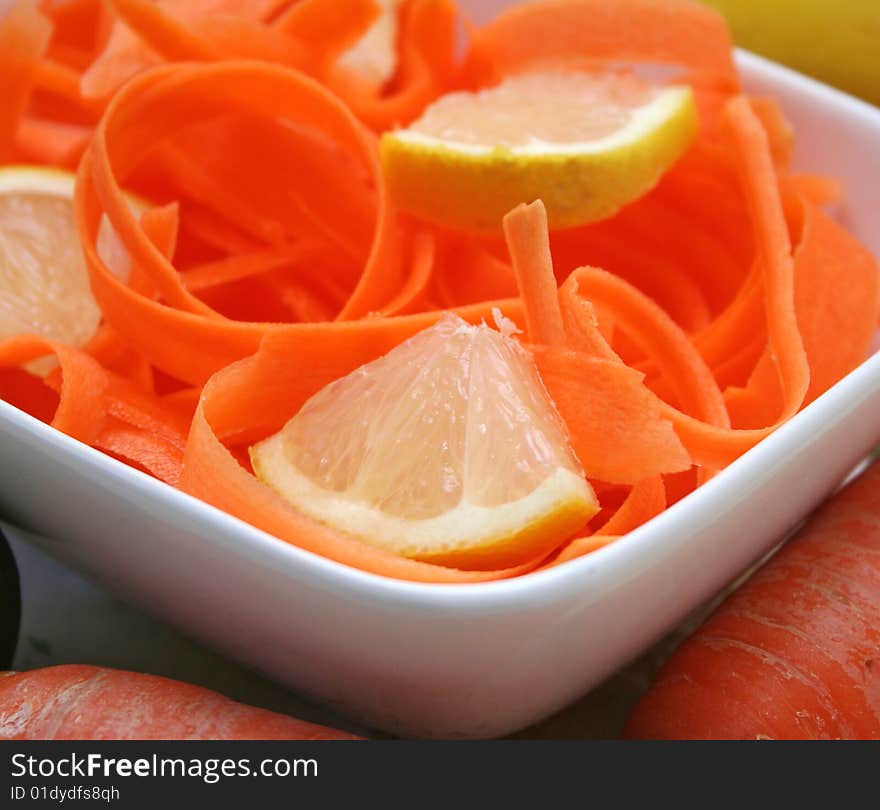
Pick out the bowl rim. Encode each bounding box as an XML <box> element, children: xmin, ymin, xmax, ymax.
<box><xmin>2</xmin><ymin>49</ymin><xmax>879</xmax><ymax>612</ymax></box>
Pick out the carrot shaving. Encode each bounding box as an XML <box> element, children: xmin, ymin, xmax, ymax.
<box><xmin>181</xmin><ymin>246</ymin><xmax>315</xmax><ymax>293</ymax></box>
<box><xmin>596</xmin><ymin>476</ymin><xmax>667</xmax><ymax>536</ymax></box>
<box><xmin>0</xmin><ymin>0</ymin><xmax>53</xmax><ymax>161</ymax></box>
<box><xmin>14</xmin><ymin>116</ymin><xmax>91</xmax><ymax>167</ymax></box>
<box><xmin>106</xmin><ymin>0</ymin><xmax>222</xmax><ymax>63</ymax></box>
<box><xmin>557</xmin><ymin>277</ymin><xmax>620</xmax><ymax>362</ymax></box>
<box><xmin>0</xmin><ymin>336</ymin><xmax>107</xmax><ymax>443</ymax></box>
<box><xmin>789</xmin><ymin>174</ymin><xmax>843</xmax><ymax>208</ymax></box>
<box><xmin>95</xmin><ymin>420</ymin><xmax>184</xmax><ymax>484</ymax></box>
<box><xmin>469</xmin><ymin>0</ymin><xmax>738</xmax><ymax>89</ymax></box>
<box><xmin>570</xmin><ymin>267</ymin><xmax>730</xmax><ymax>428</ymax></box>
<box><xmin>326</xmin><ymin>0</ymin><xmax>459</xmax><ymax>131</ymax></box>
<box><xmin>726</xmin><ymin>96</ymin><xmax>810</xmax><ymax>414</ymax></box>
<box><xmin>503</xmin><ymin>201</ymin><xmax>566</xmax><ymax>347</ymax></box>
<box><xmin>75</xmin><ymin>60</ymin><xmax>403</xmax><ymax>382</ymax></box>
<box><xmin>80</xmin><ymin>0</ymin><xmax>295</xmax><ymax>98</ymax></box>
<box><xmin>542</xmin><ymin>534</ymin><xmax>619</xmax><ymax>569</ymax></box>
<box><xmin>377</xmin><ymin>230</ymin><xmax>435</xmax><ymax>317</ymax></box>
<box><xmin>431</xmin><ymin>235</ymin><xmax>517</xmax><ymax>307</ymax></box>
<box><xmin>273</xmin><ymin>0</ymin><xmax>379</xmax><ymax>73</ymax></box>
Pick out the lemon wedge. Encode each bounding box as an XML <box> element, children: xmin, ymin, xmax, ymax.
<box><xmin>381</xmin><ymin>71</ymin><xmax>698</xmax><ymax>231</ymax></box>
<box><xmin>250</xmin><ymin>311</ymin><xmax>597</xmax><ymax>569</ymax></box>
<box><xmin>0</xmin><ymin>165</ymin><xmax>131</xmax><ymax>355</ymax></box>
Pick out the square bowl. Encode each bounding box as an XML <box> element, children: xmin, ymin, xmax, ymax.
<box><xmin>2</xmin><ymin>37</ymin><xmax>880</xmax><ymax>736</ymax></box>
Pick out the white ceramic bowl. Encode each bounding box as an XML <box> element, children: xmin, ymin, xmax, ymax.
<box><xmin>2</xmin><ymin>28</ymin><xmax>880</xmax><ymax>737</ymax></box>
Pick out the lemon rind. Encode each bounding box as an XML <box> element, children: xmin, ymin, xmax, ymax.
<box><xmin>250</xmin><ymin>430</ymin><xmax>598</xmax><ymax>564</ymax></box>
<box><xmin>380</xmin><ymin>85</ymin><xmax>698</xmax><ymax>231</ymax></box>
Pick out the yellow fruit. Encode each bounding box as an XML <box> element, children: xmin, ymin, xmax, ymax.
<box><xmin>699</xmin><ymin>0</ymin><xmax>880</xmax><ymax>106</ymax></box>
<box><xmin>0</xmin><ymin>165</ymin><xmax>131</xmax><ymax>360</ymax></box>
<box><xmin>250</xmin><ymin>311</ymin><xmax>598</xmax><ymax>569</ymax></box>
<box><xmin>380</xmin><ymin>71</ymin><xmax>698</xmax><ymax>231</ymax></box>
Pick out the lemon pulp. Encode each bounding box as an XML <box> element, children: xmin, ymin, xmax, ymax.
<box><xmin>381</xmin><ymin>71</ymin><xmax>698</xmax><ymax>231</ymax></box>
<box><xmin>251</xmin><ymin>311</ymin><xmax>598</xmax><ymax>569</ymax></box>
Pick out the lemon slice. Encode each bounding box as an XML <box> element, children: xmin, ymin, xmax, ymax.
<box><xmin>338</xmin><ymin>0</ymin><xmax>401</xmax><ymax>85</ymax></box>
<box><xmin>251</xmin><ymin>311</ymin><xmax>598</xmax><ymax>569</ymax></box>
<box><xmin>0</xmin><ymin>165</ymin><xmax>131</xmax><ymax>358</ymax></box>
<box><xmin>381</xmin><ymin>71</ymin><xmax>698</xmax><ymax>231</ymax></box>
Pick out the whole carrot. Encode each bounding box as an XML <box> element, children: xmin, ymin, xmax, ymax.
<box><xmin>0</xmin><ymin>665</ymin><xmax>359</xmax><ymax>740</ymax></box>
<box><xmin>625</xmin><ymin>457</ymin><xmax>880</xmax><ymax>740</ymax></box>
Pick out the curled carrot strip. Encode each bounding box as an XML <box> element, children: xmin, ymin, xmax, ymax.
<box><xmin>32</xmin><ymin>60</ymin><xmax>97</xmax><ymax>110</ymax></box>
<box><xmin>613</xmin><ymin>97</ymin><xmax>811</xmax><ymax>468</ymax></box>
<box><xmin>0</xmin><ymin>335</ymin><xmax>188</xmax><ymax>484</ymax></box>
<box><xmin>542</xmin><ymin>534</ymin><xmax>619</xmax><ymax>569</ymax></box>
<box><xmin>180</xmin><ymin>246</ymin><xmax>317</xmax><ymax>293</ymax></box>
<box><xmin>468</xmin><ymin>0</ymin><xmax>738</xmax><ymax>89</ymax></box>
<box><xmin>377</xmin><ymin>230</ymin><xmax>435</xmax><ymax>317</ymax></box>
<box><xmin>107</xmin><ymin>0</ymin><xmax>222</xmax><ymax>63</ymax></box>
<box><xmin>789</xmin><ymin>174</ymin><xmax>843</xmax><ymax>208</ymax></box>
<box><xmin>326</xmin><ymin>0</ymin><xmax>459</xmax><ymax>131</ymax></box>
<box><xmin>0</xmin><ymin>0</ymin><xmax>52</xmax><ymax>161</ymax></box>
<box><xmin>95</xmin><ymin>420</ymin><xmax>184</xmax><ymax>484</ymax></box>
<box><xmin>0</xmin><ymin>336</ymin><xmax>107</xmax><ymax>443</ymax></box>
<box><xmin>727</xmin><ymin>97</ymin><xmax>809</xmax><ymax>406</ymax></box>
<box><xmin>75</xmin><ymin>60</ymin><xmax>404</xmax><ymax>383</ymax></box>
<box><xmin>503</xmin><ymin>201</ymin><xmax>566</xmax><ymax>347</ymax></box>
<box><xmin>596</xmin><ymin>476</ymin><xmax>667</xmax><ymax>536</ymax></box>
<box><xmin>552</xmin><ymin>223</ymin><xmax>714</xmax><ymax>333</ymax></box>
<box><xmin>569</xmin><ymin>267</ymin><xmax>730</xmax><ymax>429</ymax></box>
<box><xmin>14</xmin><ymin>116</ymin><xmax>91</xmax><ymax>168</ymax></box>
<box><xmin>501</xmin><ymin>200</ymin><xmax>690</xmax><ymax>484</ymax></box>
<box><xmin>80</xmin><ymin>0</ymin><xmax>299</xmax><ymax>98</ymax></box>
<box><xmin>693</xmin><ymin>260</ymin><xmax>764</xmax><ymax>372</ymax></box>
<box><xmin>725</xmin><ymin>194</ymin><xmax>879</xmax><ymax>426</ymax></box>
<box><xmin>273</xmin><ymin>0</ymin><xmax>379</xmax><ymax>74</ymax></box>
<box><xmin>83</xmin><ymin>324</ymin><xmax>154</xmax><ymax>391</ymax></box>
<box><xmin>432</xmin><ymin>236</ymin><xmax>517</xmax><ymax>308</ymax></box>
<box><xmin>557</xmin><ymin>277</ymin><xmax>619</xmax><ymax>362</ymax></box>
<box><xmin>535</xmin><ymin>348</ymin><xmax>691</xmax><ymax>484</ymax></box>
<box><xmin>791</xmin><ymin>202</ymin><xmax>878</xmax><ymax>403</ymax></box>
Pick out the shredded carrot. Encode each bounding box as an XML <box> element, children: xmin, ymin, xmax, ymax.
<box><xmin>0</xmin><ymin>336</ymin><xmax>107</xmax><ymax>443</ymax></box>
<box><xmin>327</xmin><ymin>0</ymin><xmax>459</xmax><ymax>131</ymax></box>
<box><xmin>431</xmin><ymin>235</ymin><xmax>518</xmax><ymax>307</ymax></box>
<box><xmin>542</xmin><ymin>533</ymin><xmax>619</xmax><ymax>568</ymax></box>
<box><xmin>503</xmin><ymin>201</ymin><xmax>566</xmax><ymax>347</ymax></box>
<box><xmin>469</xmin><ymin>0</ymin><xmax>739</xmax><ymax>89</ymax></box>
<box><xmin>14</xmin><ymin>116</ymin><xmax>91</xmax><ymax>167</ymax></box>
<box><xmin>0</xmin><ymin>0</ymin><xmax>52</xmax><ymax>161</ymax></box>
<box><xmin>596</xmin><ymin>476</ymin><xmax>667</xmax><ymax>536</ymax></box>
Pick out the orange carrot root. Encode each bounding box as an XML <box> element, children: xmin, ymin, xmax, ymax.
<box><xmin>0</xmin><ymin>665</ymin><xmax>359</xmax><ymax>739</ymax></box>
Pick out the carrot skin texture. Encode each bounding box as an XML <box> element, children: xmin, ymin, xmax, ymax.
<box><xmin>625</xmin><ymin>458</ymin><xmax>880</xmax><ymax>740</ymax></box>
<box><xmin>0</xmin><ymin>665</ymin><xmax>359</xmax><ymax>740</ymax></box>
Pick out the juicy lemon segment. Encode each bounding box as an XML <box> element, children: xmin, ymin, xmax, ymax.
<box><xmin>0</xmin><ymin>165</ymin><xmax>131</xmax><ymax>356</ymax></box>
<box><xmin>250</xmin><ymin>312</ymin><xmax>598</xmax><ymax>569</ymax></box>
<box><xmin>380</xmin><ymin>72</ymin><xmax>698</xmax><ymax>231</ymax></box>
